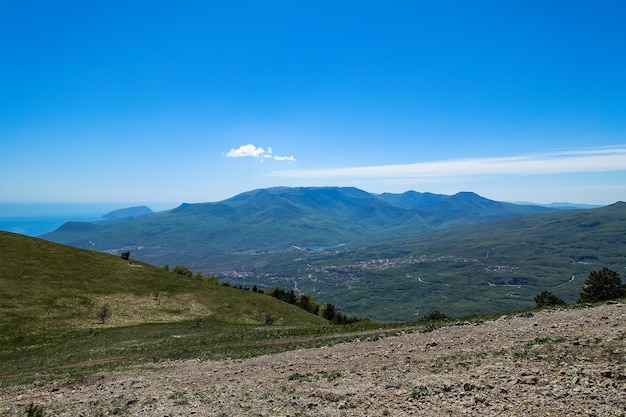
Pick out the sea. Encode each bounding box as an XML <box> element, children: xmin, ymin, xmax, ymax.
<box><xmin>0</xmin><ymin>203</ymin><xmax>168</xmax><ymax>237</ymax></box>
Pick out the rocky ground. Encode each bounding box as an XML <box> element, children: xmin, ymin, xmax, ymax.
<box><xmin>1</xmin><ymin>303</ymin><xmax>625</xmax><ymax>417</ymax></box>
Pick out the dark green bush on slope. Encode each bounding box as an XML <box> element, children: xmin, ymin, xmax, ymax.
<box><xmin>420</xmin><ymin>310</ymin><xmax>448</xmax><ymax>321</ymax></box>
<box><xmin>578</xmin><ymin>267</ymin><xmax>626</xmax><ymax>303</ymax></box>
<box><xmin>534</xmin><ymin>291</ymin><xmax>566</xmax><ymax>308</ymax></box>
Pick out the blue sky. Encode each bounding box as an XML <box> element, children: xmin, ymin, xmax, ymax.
<box><xmin>1</xmin><ymin>1</ymin><xmax>625</xmax><ymax>209</ymax></box>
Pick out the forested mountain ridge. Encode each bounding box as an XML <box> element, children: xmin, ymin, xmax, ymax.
<box><xmin>41</xmin><ymin>186</ymin><xmax>556</xmax><ymax>258</ymax></box>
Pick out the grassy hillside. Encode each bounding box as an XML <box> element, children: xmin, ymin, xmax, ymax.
<box><xmin>0</xmin><ymin>231</ymin><xmax>326</xmax><ymax>340</ymax></box>
<box><xmin>2</xmin><ymin>232</ymin><xmax>386</xmax><ymax>385</ymax></box>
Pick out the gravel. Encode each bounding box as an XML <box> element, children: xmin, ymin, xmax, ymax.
<box><xmin>2</xmin><ymin>303</ymin><xmax>625</xmax><ymax>416</ymax></box>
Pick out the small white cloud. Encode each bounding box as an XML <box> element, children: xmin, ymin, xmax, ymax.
<box><xmin>226</xmin><ymin>144</ymin><xmax>267</xmax><ymax>158</ymax></box>
<box><xmin>226</xmin><ymin>144</ymin><xmax>295</xmax><ymax>161</ymax></box>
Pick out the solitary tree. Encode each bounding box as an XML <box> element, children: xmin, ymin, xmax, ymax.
<box><xmin>578</xmin><ymin>267</ymin><xmax>626</xmax><ymax>303</ymax></box>
<box><xmin>534</xmin><ymin>291</ymin><xmax>566</xmax><ymax>308</ymax></box>
<box><xmin>97</xmin><ymin>305</ymin><xmax>112</xmax><ymax>324</ymax></box>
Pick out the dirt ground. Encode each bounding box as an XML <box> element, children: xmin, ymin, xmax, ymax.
<box><xmin>2</xmin><ymin>303</ymin><xmax>625</xmax><ymax>416</ymax></box>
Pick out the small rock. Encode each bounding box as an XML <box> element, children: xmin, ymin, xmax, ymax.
<box><xmin>600</xmin><ymin>380</ymin><xmax>613</xmax><ymax>388</ymax></box>
<box><xmin>600</xmin><ymin>370</ymin><xmax>613</xmax><ymax>378</ymax></box>
<box><xmin>474</xmin><ymin>395</ymin><xmax>488</xmax><ymax>404</ymax></box>
<box><xmin>519</xmin><ymin>376</ymin><xmax>538</xmax><ymax>385</ymax></box>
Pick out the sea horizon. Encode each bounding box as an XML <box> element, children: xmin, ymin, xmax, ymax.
<box><xmin>0</xmin><ymin>202</ymin><xmax>176</xmax><ymax>237</ymax></box>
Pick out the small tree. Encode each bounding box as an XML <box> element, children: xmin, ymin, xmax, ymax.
<box><xmin>97</xmin><ymin>305</ymin><xmax>111</xmax><ymax>324</ymax></box>
<box><xmin>534</xmin><ymin>291</ymin><xmax>566</xmax><ymax>308</ymax></box>
<box><xmin>296</xmin><ymin>294</ymin><xmax>320</xmax><ymax>315</ymax></box>
<box><xmin>578</xmin><ymin>267</ymin><xmax>626</xmax><ymax>303</ymax></box>
<box><xmin>320</xmin><ymin>303</ymin><xmax>337</xmax><ymax>322</ymax></box>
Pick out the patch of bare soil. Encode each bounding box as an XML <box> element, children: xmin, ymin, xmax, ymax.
<box><xmin>1</xmin><ymin>303</ymin><xmax>625</xmax><ymax>416</ymax></box>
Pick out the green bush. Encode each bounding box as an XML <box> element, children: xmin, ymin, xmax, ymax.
<box><xmin>534</xmin><ymin>291</ymin><xmax>566</xmax><ymax>308</ymax></box>
<box><xmin>578</xmin><ymin>267</ymin><xmax>626</xmax><ymax>303</ymax></box>
<box><xmin>421</xmin><ymin>310</ymin><xmax>448</xmax><ymax>321</ymax></box>
<box><xmin>173</xmin><ymin>265</ymin><xmax>193</xmax><ymax>277</ymax></box>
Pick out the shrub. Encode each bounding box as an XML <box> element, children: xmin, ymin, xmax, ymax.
<box><xmin>261</xmin><ymin>311</ymin><xmax>277</xmax><ymax>325</ymax></box>
<box><xmin>578</xmin><ymin>267</ymin><xmax>626</xmax><ymax>303</ymax></box>
<box><xmin>26</xmin><ymin>403</ymin><xmax>45</xmax><ymax>417</ymax></box>
<box><xmin>423</xmin><ymin>323</ymin><xmax>440</xmax><ymax>333</ymax></box>
<box><xmin>409</xmin><ymin>385</ymin><xmax>429</xmax><ymax>398</ymax></box>
<box><xmin>534</xmin><ymin>291</ymin><xmax>566</xmax><ymax>308</ymax></box>
<box><xmin>421</xmin><ymin>310</ymin><xmax>448</xmax><ymax>321</ymax></box>
<box><xmin>173</xmin><ymin>265</ymin><xmax>193</xmax><ymax>277</ymax></box>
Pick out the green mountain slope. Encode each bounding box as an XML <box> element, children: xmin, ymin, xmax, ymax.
<box><xmin>0</xmin><ymin>231</ymin><xmax>326</xmax><ymax>340</ymax></box>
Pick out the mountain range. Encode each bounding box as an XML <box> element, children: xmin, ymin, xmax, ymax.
<box><xmin>42</xmin><ymin>187</ymin><xmax>555</xmax><ymax>257</ymax></box>
<box><xmin>40</xmin><ymin>187</ymin><xmax>625</xmax><ymax>321</ymax></box>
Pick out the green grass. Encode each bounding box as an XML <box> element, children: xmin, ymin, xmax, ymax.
<box><xmin>0</xmin><ymin>318</ymin><xmax>409</xmax><ymax>386</ymax></box>
<box><xmin>0</xmin><ymin>231</ymin><xmax>327</xmax><ymax>340</ymax></box>
<box><xmin>0</xmin><ymin>231</ymin><xmax>408</xmax><ymax>386</ymax></box>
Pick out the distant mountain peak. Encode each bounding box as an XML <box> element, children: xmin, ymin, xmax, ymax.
<box><xmin>453</xmin><ymin>191</ymin><xmax>482</xmax><ymax>198</ymax></box>
<box><xmin>102</xmin><ymin>206</ymin><xmax>153</xmax><ymax>220</ymax></box>
<box><xmin>607</xmin><ymin>201</ymin><xmax>626</xmax><ymax>209</ymax></box>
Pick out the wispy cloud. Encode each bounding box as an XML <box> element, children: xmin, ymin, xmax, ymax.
<box><xmin>267</xmin><ymin>146</ymin><xmax>626</xmax><ymax>180</ymax></box>
<box><xmin>225</xmin><ymin>144</ymin><xmax>295</xmax><ymax>161</ymax></box>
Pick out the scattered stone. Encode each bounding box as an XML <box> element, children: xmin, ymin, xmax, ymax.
<box><xmin>463</xmin><ymin>382</ymin><xmax>475</xmax><ymax>391</ymax></box>
<box><xmin>519</xmin><ymin>376</ymin><xmax>539</xmax><ymax>385</ymax></box>
<box><xmin>2</xmin><ymin>303</ymin><xmax>625</xmax><ymax>416</ymax></box>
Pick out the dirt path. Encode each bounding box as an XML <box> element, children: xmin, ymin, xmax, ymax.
<box><xmin>1</xmin><ymin>303</ymin><xmax>625</xmax><ymax>416</ymax></box>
